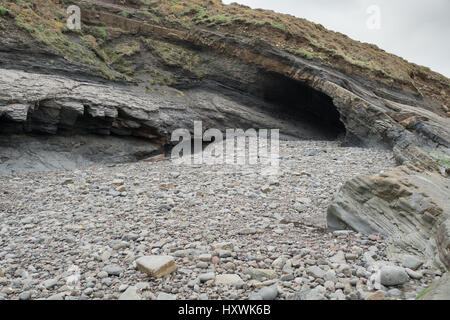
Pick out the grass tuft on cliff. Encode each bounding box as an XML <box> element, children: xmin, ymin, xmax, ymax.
<box><xmin>0</xmin><ymin>0</ymin><xmax>448</xmax><ymax>112</ymax></box>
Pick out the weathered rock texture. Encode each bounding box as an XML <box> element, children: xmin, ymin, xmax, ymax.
<box><xmin>328</xmin><ymin>165</ymin><xmax>450</xmax><ymax>269</ymax></box>
<box><xmin>419</xmin><ymin>272</ymin><xmax>450</xmax><ymax>300</ymax></box>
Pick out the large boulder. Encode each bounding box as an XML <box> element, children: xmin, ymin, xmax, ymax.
<box><xmin>327</xmin><ymin>165</ymin><xmax>450</xmax><ymax>270</ymax></box>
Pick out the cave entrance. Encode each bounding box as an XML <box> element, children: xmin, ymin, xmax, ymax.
<box><xmin>254</xmin><ymin>71</ymin><xmax>346</xmax><ymax>139</ymax></box>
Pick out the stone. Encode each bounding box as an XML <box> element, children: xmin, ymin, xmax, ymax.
<box><xmin>330</xmin><ymin>289</ymin><xmax>346</xmax><ymax>300</ymax></box>
<box><xmin>47</xmin><ymin>293</ymin><xmax>65</xmax><ymax>300</ymax></box>
<box><xmin>324</xmin><ymin>270</ymin><xmax>337</xmax><ymax>282</ymax></box>
<box><xmin>42</xmin><ymin>279</ymin><xmax>58</xmax><ymax>289</ymax></box>
<box><xmin>258</xmin><ymin>285</ymin><xmax>278</xmax><ymax>300</ymax></box>
<box><xmin>336</xmin><ymin>264</ymin><xmax>352</xmax><ymax>277</ymax></box>
<box><xmin>19</xmin><ymin>291</ymin><xmax>32</xmax><ymax>300</ymax></box>
<box><xmin>197</xmin><ymin>262</ymin><xmax>208</xmax><ymax>269</ymax></box>
<box><xmin>280</xmin><ymin>274</ymin><xmax>294</xmax><ymax>282</ymax></box>
<box><xmin>402</xmin><ymin>255</ymin><xmax>423</xmax><ymax>271</ymax></box>
<box><xmin>293</xmin><ymin>286</ymin><xmax>326</xmax><ymax>300</ymax></box>
<box><xmin>345</xmin><ymin>253</ymin><xmax>358</xmax><ymax>261</ymax></box>
<box><xmin>199</xmin><ymin>272</ymin><xmax>215</xmax><ymax>283</ymax></box>
<box><xmin>212</xmin><ymin>256</ymin><xmax>220</xmax><ymax>264</ymax></box>
<box><xmin>157</xmin><ymin>292</ymin><xmax>177</xmax><ymax>300</ymax></box>
<box><xmin>387</xmin><ymin>288</ymin><xmax>402</xmax><ymax>297</ymax></box>
<box><xmin>198</xmin><ymin>254</ymin><xmax>212</xmax><ymax>262</ymax></box>
<box><xmin>366</xmin><ymin>291</ymin><xmax>385</xmax><ymax>300</ymax></box>
<box><xmin>212</xmin><ymin>242</ymin><xmax>233</xmax><ymax>250</ymax></box>
<box><xmin>217</xmin><ymin>250</ymin><xmax>232</xmax><ymax>258</ymax></box>
<box><xmin>238</xmin><ymin>228</ymin><xmax>257</xmax><ymax>235</ymax></box>
<box><xmin>223</xmin><ymin>262</ymin><xmax>236</xmax><ymax>270</ymax></box>
<box><xmin>118</xmin><ymin>284</ymin><xmax>129</xmax><ymax>292</ymax></box>
<box><xmin>405</xmin><ymin>268</ymin><xmax>423</xmax><ymax>280</ymax></box>
<box><xmin>62</xmin><ymin>178</ymin><xmax>74</xmax><ymax>185</ymax></box>
<box><xmin>324</xmin><ymin>280</ymin><xmax>335</xmax><ymax>291</ymax></box>
<box><xmin>102</xmin><ymin>265</ymin><xmax>123</xmax><ymax>276</ymax></box>
<box><xmin>112</xmin><ymin>179</ymin><xmax>124</xmax><ymax>186</ymax></box>
<box><xmin>306</xmin><ymin>266</ymin><xmax>325</xmax><ymax>279</ymax></box>
<box><xmin>215</xmin><ymin>274</ymin><xmax>243</xmax><ymax>287</ymax></box>
<box><xmin>248</xmin><ymin>293</ymin><xmax>263</xmax><ymax>300</ymax></box>
<box><xmin>329</xmin><ymin>251</ymin><xmax>346</xmax><ymax>264</ymax></box>
<box><xmin>380</xmin><ymin>266</ymin><xmax>409</xmax><ymax>286</ymax></box>
<box><xmin>244</xmin><ymin>268</ymin><xmax>278</xmax><ymax>281</ymax></box>
<box><xmin>271</xmin><ymin>257</ymin><xmax>285</xmax><ymax>268</ymax></box>
<box><xmin>136</xmin><ymin>256</ymin><xmax>177</xmax><ymax>278</ymax></box>
<box><xmin>119</xmin><ymin>286</ymin><xmax>141</xmax><ymax>300</ymax></box>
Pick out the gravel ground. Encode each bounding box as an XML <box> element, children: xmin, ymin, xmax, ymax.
<box><xmin>0</xmin><ymin>140</ymin><xmax>439</xmax><ymax>300</ymax></box>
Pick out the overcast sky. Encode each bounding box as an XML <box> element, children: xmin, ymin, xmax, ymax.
<box><xmin>223</xmin><ymin>0</ymin><xmax>450</xmax><ymax>78</ymax></box>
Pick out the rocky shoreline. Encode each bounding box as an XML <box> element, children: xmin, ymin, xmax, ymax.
<box><xmin>0</xmin><ymin>140</ymin><xmax>441</xmax><ymax>300</ymax></box>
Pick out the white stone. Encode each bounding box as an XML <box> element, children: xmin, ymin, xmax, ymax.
<box><xmin>136</xmin><ymin>255</ymin><xmax>177</xmax><ymax>278</ymax></box>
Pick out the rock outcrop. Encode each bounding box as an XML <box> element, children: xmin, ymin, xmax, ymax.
<box><xmin>328</xmin><ymin>165</ymin><xmax>450</xmax><ymax>270</ymax></box>
<box><xmin>419</xmin><ymin>272</ymin><xmax>450</xmax><ymax>300</ymax></box>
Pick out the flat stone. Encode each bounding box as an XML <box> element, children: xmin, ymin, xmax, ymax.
<box><xmin>157</xmin><ymin>292</ymin><xmax>177</xmax><ymax>300</ymax></box>
<box><xmin>280</xmin><ymin>274</ymin><xmax>294</xmax><ymax>281</ymax></box>
<box><xmin>42</xmin><ymin>278</ymin><xmax>58</xmax><ymax>289</ymax></box>
<box><xmin>402</xmin><ymin>255</ymin><xmax>423</xmax><ymax>271</ymax></box>
<box><xmin>215</xmin><ymin>274</ymin><xmax>243</xmax><ymax>287</ymax></box>
<box><xmin>47</xmin><ymin>293</ymin><xmax>65</xmax><ymax>300</ymax></box>
<box><xmin>212</xmin><ymin>242</ymin><xmax>233</xmax><ymax>250</ymax></box>
<box><xmin>198</xmin><ymin>254</ymin><xmax>212</xmax><ymax>262</ymax></box>
<box><xmin>119</xmin><ymin>286</ymin><xmax>141</xmax><ymax>300</ymax></box>
<box><xmin>199</xmin><ymin>272</ymin><xmax>215</xmax><ymax>283</ymax></box>
<box><xmin>306</xmin><ymin>266</ymin><xmax>325</xmax><ymax>279</ymax></box>
<box><xmin>102</xmin><ymin>265</ymin><xmax>123</xmax><ymax>276</ymax></box>
<box><xmin>244</xmin><ymin>268</ymin><xmax>278</xmax><ymax>281</ymax></box>
<box><xmin>136</xmin><ymin>256</ymin><xmax>177</xmax><ymax>278</ymax></box>
<box><xmin>329</xmin><ymin>251</ymin><xmax>346</xmax><ymax>264</ymax></box>
<box><xmin>366</xmin><ymin>290</ymin><xmax>385</xmax><ymax>300</ymax></box>
<box><xmin>217</xmin><ymin>250</ymin><xmax>232</xmax><ymax>258</ymax></box>
<box><xmin>293</xmin><ymin>285</ymin><xmax>326</xmax><ymax>300</ymax></box>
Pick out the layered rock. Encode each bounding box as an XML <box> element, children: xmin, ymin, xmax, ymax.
<box><xmin>327</xmin><ymin>154</ymin><xmax>450</xmax><ymax>271</ymax></box>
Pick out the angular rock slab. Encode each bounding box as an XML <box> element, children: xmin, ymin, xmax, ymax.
<box><xmin>243</xmin><ymin>268</ymin><xmax>278</xmax><ymax>281</ymax></box>
<box><xmin>136</xmin><ymin>255</ymin><xmax>177</xmax><ymax>278</ymax></box>
<box><xmin>215</xmin><ymin>274</ymin><xmax>243</xmax><ymax>287</ymax></box>
<box><xmin>119</xmin><ymin>286</ymin><xmax>141</xmax><ymax>300</ymax></box>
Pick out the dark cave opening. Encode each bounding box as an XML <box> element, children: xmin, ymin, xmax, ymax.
<box><xmin>254</xmin><ymin>71</ymin><xmax>346</xmax><ymax>138</ymax></box>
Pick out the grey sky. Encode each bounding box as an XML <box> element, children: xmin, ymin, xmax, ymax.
<box><xmin>223</xmin><ymin>0</ymin><xmax>450</xmax><ymax>78</ymax></box>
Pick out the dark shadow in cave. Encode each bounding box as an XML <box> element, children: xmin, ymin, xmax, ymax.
<box><xmin>255</xmin><ymin>71</ymin><xmax>346</xmax><ymax>139</ymax></box>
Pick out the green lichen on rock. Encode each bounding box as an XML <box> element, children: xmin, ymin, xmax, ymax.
<box><xmin>143</xmin><ymin>38</ymin><xmax>207</xmax><ymax>77</ymax></box>
<box><xmin>429</xmin><ymin>151</ymin><xmax>450</xmax><ymax>169</ymax></box>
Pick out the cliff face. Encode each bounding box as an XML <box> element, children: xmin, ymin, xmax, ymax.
<box><xmin>0</xmin><ymin>0</ymin><xmax>449</xmax><ymax>291</ymax></box>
